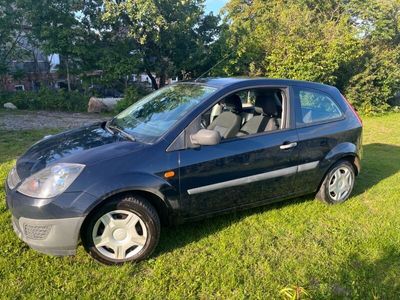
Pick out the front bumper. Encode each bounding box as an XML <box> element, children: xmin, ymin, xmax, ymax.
<box><xmin>12</xmin><ymin>215</ymin><xmax>84</xmax><ymax>256</ymax></box>
<box><xmin>5</xmin><ymin>182</ymin><xmax>96</xmax><ymax>256</ymax></box>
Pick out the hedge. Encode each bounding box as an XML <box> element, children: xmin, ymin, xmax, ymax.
<box><xmin>0</xmin><ymin>89</ymin><xmax>88</xmax><ymax>112</ymax></box>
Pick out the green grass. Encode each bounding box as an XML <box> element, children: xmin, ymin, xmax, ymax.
<box><xmin>0</xmin><ymin>114</ymin><xmax>399</xmax><ymax>299</ymax></box>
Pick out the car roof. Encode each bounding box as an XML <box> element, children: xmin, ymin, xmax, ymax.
<box><xmin>186</xmin><ymin>77</ymin><xmax>336</xmax><ymax>91</ymax></box>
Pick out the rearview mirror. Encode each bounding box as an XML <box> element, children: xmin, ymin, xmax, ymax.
<box><xmin>190</xmin><ymin>129</ymin><xmax>221</xmax><ymax>146</ymax></box>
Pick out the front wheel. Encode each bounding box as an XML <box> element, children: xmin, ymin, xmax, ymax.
<box><xmin>316</xmin><ymin>161</ymin><xmax>356</xmax><ymax>204</ymax></box>
<box><xmin>81</xmin><ymin>194</ymin><xmax>160</xmax><ymax>265</ymax></box>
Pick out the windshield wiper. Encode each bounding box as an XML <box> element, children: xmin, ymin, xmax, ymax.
<box><xmin>105</xmin><ymin>121</ymin><xmax>136</xmax><ymax>142</ymax></box>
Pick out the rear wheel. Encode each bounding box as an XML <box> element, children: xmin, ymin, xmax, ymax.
<box><xmin>81</xmin><ymin>194</ymin><xmax>160</xmax><ymax>265</ymax></box>
<box><xmin>316</xmin><ymin>161</ymin><xmax>355</xmax><ymax>204</ymax></box>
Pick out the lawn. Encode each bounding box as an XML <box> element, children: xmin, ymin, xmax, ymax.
<box><xmin>0</xmin><ymin>114</ymin><xmax>399</xmax><ymax>299</ymax></box>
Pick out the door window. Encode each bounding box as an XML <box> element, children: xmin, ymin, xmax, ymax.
<box><xmin>294</xmin><ymin>87</ymin><xmax>342</xmax><ymax>126</ymax></box>
<box><xmin>196</xmin><ymin>88</ymin><xmax>286</xmax><ymax>142</ymax></box>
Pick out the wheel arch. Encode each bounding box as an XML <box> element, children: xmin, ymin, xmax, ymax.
<box><xmin>80</xmin><ymin>171</ymin><xmax>177</xmax><ymax>228</ymax></box>
<box><xmin>325</xmin><ymin>153</ymin><xmax>361</xmax><ymax>176</ymax></box>
<box><xmin>324</xmin><ymin>142</ymin><xmax>361</xmax><ymax>175</ymax></box>
<box><xmin>341</xmin><ymin>155</ymin><xmax>361</xmax><ymax>175</ymax></box>
<box><xmin>81</xmin><ymin>188</ymin><xmax>173</xmax><ymax>238</ymax></box>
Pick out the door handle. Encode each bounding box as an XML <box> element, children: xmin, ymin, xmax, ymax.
<box><xmin>280</xmin><ymin>142</ymin><xmax>298</xmax><ymax>150</ymax></box>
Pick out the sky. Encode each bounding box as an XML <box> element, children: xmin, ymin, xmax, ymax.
<box><xmin>205</xmin><ymin>0</ymin><xmax>228</xmax><ymax>13</ymax></box>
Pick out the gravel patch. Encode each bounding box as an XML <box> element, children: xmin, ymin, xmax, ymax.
<box><xmin>0</xmin><ymin>111</ymin><xmax>108</xmax><ymax>131</ymax></box>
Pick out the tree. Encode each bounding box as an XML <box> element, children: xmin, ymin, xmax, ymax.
<box><xmin>19</xmin><ymin>0</ymin><xmax>103</xmax><ymax>91</ymax></box>
<box><xmin>344</xmin><ymin>0</ymin><xmax>400</xmax><ymax>113</ymax></box>
<box><xmin>96</xmin><ymin>38</ymin><xmax>142</xmax><ymax>89</ymax></box>
<box><xmin>5</xmin><ymin>0</ymin><xmax>223</xmax><ymax>92</ymax></box>
<box><xmin>221</xmin><ymin>0</ymin><xmax>400</xmax><ymax>114</ymax></box>
<box><xmin>182</xmin><ymin>13</ymin><xmax>228</xmax><ymax>79</ymax></box>
<box><xmin>102</xmin><ymin>0</ymin><xmax>222</xmax><ymax>89</ymax></box>
<box><xmin>0</xmin><ymin>0</ymin><xmax>25</xmax><ymax>90</ymax></box>
<box><xmin>222</xmin><ymin>0</ymin><xmax>362</xmax><ymax>86</ymax></box>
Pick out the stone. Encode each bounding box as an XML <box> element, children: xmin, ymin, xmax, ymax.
<box><xmin>87</xmin><ymin>97</ymin><xmax>108</xmax><ymax>113</ymax></box>
<box><xmin>3</xmin><ymin>102</ymin><xmax>17</xmax><ymax>110</ymax></box>
<box><xmin>87</xmin><ymin>97</ymin><xmax>122</xmax><ymax>113</ymax></box>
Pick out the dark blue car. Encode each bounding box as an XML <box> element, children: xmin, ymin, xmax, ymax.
<box><xmin>5</xmin><ymin>78</ymin><xmax>363</xmax><ymax>264</ymax></box>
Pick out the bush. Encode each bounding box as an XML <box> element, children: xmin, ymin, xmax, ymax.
<box><xmin>0</xmin><ymin>85</ymin><xmax>151</xmax><ymax>113</ymax></box>
<box><xmin>0</xmin><ymin>91</ymin><xmax>13</xmax><ymax>106</ymax></box>
<box><xmin>344</xmin><ymin>46</ymin><xmax>400</xmax><ymax>115</ymax></box>
<box><xmin>114</xmin><ymin>85</ymin><xmax>151</xmax><ymax>113</ymax></box>
<box><xmin>0</xmin><ymin>88</ymin><xmax>88</xmax><ymax>112</ymax></box>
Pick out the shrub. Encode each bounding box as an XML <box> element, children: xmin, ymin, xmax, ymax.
<box><xmin>0</xmin><ymin>88</ymin><xmax>88</xmax><ymax>112</ymax></box>
<box><xmin>344</xmin><ymin>46</ymin><xmax>400</xmax><ymax>115</ymax></box>
<box><xmin>0</xmin><ymin>91</ymin><xmax>13</xmax><ymax>106</ymax></box>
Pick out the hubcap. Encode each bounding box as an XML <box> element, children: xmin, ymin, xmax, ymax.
<box><xmin>328</xmin><ymin>166</ymin><xmax>353</xmax><ymax>201</ymax></box>
<box><xmin>92</xmin><ymin>210</ymin><xmax>148</xmax><ymax>260</ymax></box>
<box><xmin>113</xmin><ymin>228</ymin><xmax>127</xmax><ymax>241</ymax></box>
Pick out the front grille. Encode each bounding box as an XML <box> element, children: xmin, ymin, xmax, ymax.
<box><xmin>7</xmin><ymin>167</ymin><xmax>21</xmax><ymax>190</ymax></box>
<box><xmin>23</xmin><ymin>224</ymin><xmax>52</xmax><ymax>240</ymax></box>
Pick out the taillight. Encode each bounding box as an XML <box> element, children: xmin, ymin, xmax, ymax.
<box><xmin>342</xmin><ymin>94</ymin><xmax>362</xmax><ymax>126</ymax></box>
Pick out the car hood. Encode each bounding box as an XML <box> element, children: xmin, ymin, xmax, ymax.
<box><xmin>16</xmin><ymin>123</ymin><xmax>146</xmax><ymax>179</ymax></box>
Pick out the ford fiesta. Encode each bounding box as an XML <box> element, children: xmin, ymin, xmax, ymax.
<box><xmin>5</xmin><ymin>78</ymin><xmax>362</xmax><ymax>265</ymax></box>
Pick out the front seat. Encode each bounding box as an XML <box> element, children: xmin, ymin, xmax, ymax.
<box><xmin>208</xmin><ymin>94</ymin><xmax>242</xmax><ymax>139</ymax></box>
<box><xmin>237</xmin><ymin>91</ymin><xmax>281</xmax><ymax>136</ymax></box>
<box><xmin>262</xmin><ymin>92</ymin><xmax>281</xmax><ymax>131</ymax></box>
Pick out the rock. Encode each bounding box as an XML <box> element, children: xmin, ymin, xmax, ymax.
<box><xmin>88</xmin><ymin>97</ymin><xmax>108</xmax><ymax>113</ymax></box>
<box><xmin>100</xmin><ymin>97</ymin><xmax>122</xmax><ymax>110</ymax></box>
<box><xmin>88</xmin><ymin>97</ymin><xmax>122</xmax><ymax>113</ymax></box>
<box><xmin>4</xmin><ymin>102</ymin><xmax>17</xmax><ymax>110</ymax></box>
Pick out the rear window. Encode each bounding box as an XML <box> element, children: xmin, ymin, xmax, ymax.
<box><xmin>294</xmin><ymin>87</ymin><xmax>342</xmax><ymax>126</ymax></box>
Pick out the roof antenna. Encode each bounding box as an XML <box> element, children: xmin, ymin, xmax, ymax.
<box><xmin>194</xmin><ymin>51</ymin><xmax>235</xmax><ymax>82</ymax></box>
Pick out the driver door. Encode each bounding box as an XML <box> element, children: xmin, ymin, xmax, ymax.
<box><xmin>176</xmin><ymin>88</ymin><xmax>300</xmax><ymax>219</ymax></box>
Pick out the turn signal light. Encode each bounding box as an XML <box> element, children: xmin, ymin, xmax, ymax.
<box><xmin>164</xmin><ymin>171</ymin><xmax>175</xmax><ymax>178</ymax></box>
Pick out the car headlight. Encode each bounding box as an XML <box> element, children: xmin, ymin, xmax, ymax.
<box><xmin>17</xmin><ymin>163</ymin><xmax>85</xmax><ymax>198</ymax></box>
<box><xmin>7</xmin><ymin>166</ymin><xmax>21</xmax><ymax>190</ymax></box>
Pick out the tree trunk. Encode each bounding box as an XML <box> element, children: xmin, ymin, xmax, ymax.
<box><xmin>32</xmin><ymin>50</ymin><xmax>39</xmax><ymax>91</ymax></box>
<box><xmin>146</xmin><ymin>70</ymin><xmax>158</xmax><ymax>90</ymax></box>
<box><xmin>46</xmin><ymin>54</ymin><xmax>53</xmax><ymax>89</ymax></box>
<box><xmin>159</xmin><ymin>73</ymin><xmax>166</xmax><ymax>88</ymax></box>
<box><xmin>0</xmin><ymin>75</ymin><xmax>7</xmax><ymax>91</ymax></box>
<box><xmin>66</xmin><ymin>57</ymin><xmax>71</xmax><ymax>92</ymax></box>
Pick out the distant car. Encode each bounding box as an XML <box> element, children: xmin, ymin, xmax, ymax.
<box><xmin>5</xmin><ymin>78</ymin><xmax>363</xmax><ymax>265</ymax></box>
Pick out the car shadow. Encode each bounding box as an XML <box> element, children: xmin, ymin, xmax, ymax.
<box><xmin>351</xmin><ymin>143</ymin><xmax>400</xmax><ymax>196</ymax></box>
<box><xmin>154</xmin><ymin>195</ymin><xmax>312</xmax><ymax>258</ymax></box>
<box><xmin>153</xmin><ymin>143</ymin><xmax>400</xmax><ymax>258</ymax></box>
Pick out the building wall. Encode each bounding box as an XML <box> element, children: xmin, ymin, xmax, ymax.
<box><xmin>3</xmin><ymin>72</ymin><xmax>60</xmax><ymax>92</ymax></box>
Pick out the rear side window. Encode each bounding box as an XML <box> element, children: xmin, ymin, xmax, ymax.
<box><xmin>294</xmin><ymin>87</ymin><xmax>342</xmax><ymax>126</ymax></box>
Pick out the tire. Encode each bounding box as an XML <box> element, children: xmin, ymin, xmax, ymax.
<box><xmin>316</xmin><ymin>160</ymin><xmax>356</xmax><ymax>204</ymax></box>
<box><xmin>81</xmin><ymin>194</ymin><xmax>160</xmax><ymax>265</ymax></box>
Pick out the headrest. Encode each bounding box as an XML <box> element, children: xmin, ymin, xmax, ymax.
<box><xmin>254</xmin><ymin>92</ymin><xmax>279</xmax><ymax>116</ymax></box>
<box><xmin>223</xmin><ymin>94</ymin><xmax>242</xmax><ymax>114</ymax></box>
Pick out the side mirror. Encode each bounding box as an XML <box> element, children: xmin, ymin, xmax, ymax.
<box><xmin>190</xmin><ymin>129</ymin><xmax>221</xmax><ymax>146</ymax></box>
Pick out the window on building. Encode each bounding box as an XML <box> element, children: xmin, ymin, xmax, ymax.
<box><xmin>15</xmin><ymin>85</ymin><xmax>25</xmax><ymax>91</ymax></box>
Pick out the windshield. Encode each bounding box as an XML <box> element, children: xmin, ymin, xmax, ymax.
<box><xmin>111</xmin><ymin>84</ymin><xmax>217</xmax><ymax>143</ymax></box>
